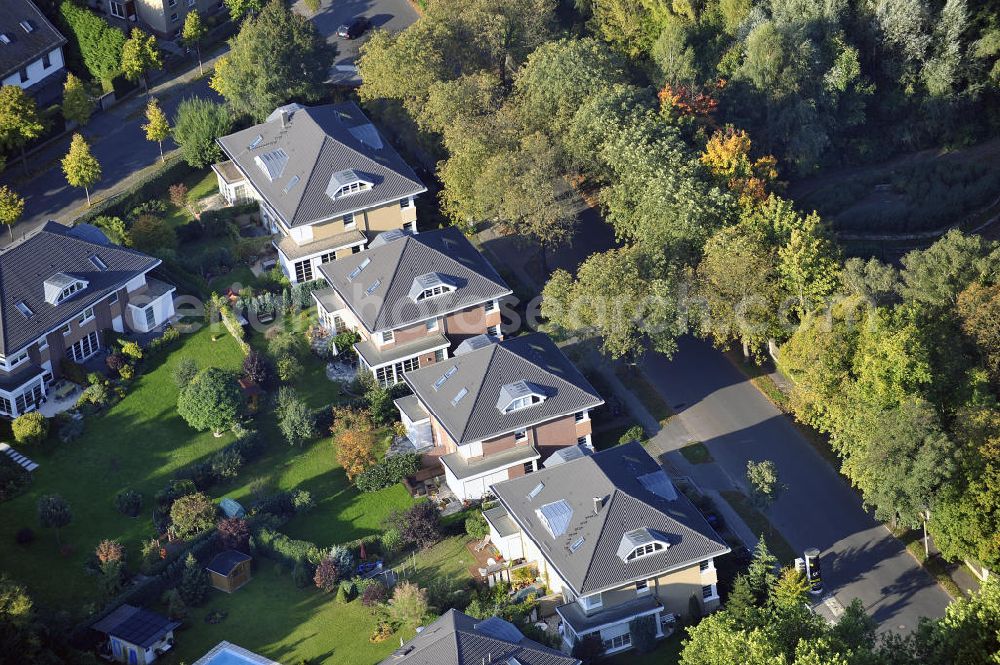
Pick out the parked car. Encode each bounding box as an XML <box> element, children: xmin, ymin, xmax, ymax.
<box><xmin>337</xmin><ymin>17</ymin><xmax>371</xmax><ymax>39</ymax></box>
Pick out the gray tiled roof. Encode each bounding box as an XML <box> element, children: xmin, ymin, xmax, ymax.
<box><xmin>217</xmin><ymin>103</ymin><xmax>426</xmax><ymax>228</ymax></box>
<box><xmin>0</xmin><ymin>0</ymin><xmax>66</xmax><ymax>79</ymax></box>
<box><xmin>379</xmin><ymin>609</ymin><xmax>579</xmax><ymax>665</ymax></box>
<box><xmin>403</xmin><ymin>333</ymin><xmax>603</xmax><ymax>445</ymax></box>
<box><xmin>318</xmin><ymin>227</ymin><xmax>511</xmax><ymax>334</ymax></box>
<box><xmin>0</xmin><ymin>222</ymin><xmax>159</xmax><ymax>355</ymax></box>
<box><xmin>491</xmin><ymin>442</ymin><xmax>729</xmax><ymax>596</ymax></box>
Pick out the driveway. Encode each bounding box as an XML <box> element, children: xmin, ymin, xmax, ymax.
<box><xmin>645</xmin><ymin>335</ymin><xmax>951</xmax><ymax>633</ymax></box>
<box><xmin>296</xmin><ymin>0</ymin><xmax>420</xmax><ymax>84</ymax></box>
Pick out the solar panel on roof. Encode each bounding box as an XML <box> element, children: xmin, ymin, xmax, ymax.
<box><xmin>537</xmin><ymin>499</ymin><xmax>573</xmax><ymax>538</ymax></box>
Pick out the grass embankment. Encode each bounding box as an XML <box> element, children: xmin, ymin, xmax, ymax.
<box><xmin>719</xmin><ymin>490</ymin><xmax>797</xmax><ymax>564</ymax></box>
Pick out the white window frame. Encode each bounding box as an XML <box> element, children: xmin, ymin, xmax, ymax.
<box><xmin>343</xmin><ymin>213</ymin><xmax>356</xmax><ymax>230</ymax></box>
<box><xmin>400</xmin><ymin>197</ymin><xmax>412</xmax><ymax>209</ymax></box>
<box><xmin>170</xmin><ymin>12</ymin><xmax>179</xmax><ymax>22</ymax></box>
<box><xmin>702</xmin><ymin>583</ymin><xmax>718</xmax><ymax>601</ymax></box>
<box><xmin>514</xmin><ymin>428</ymin><xmax>528</xmax><ymax>442</ymax></box>
<box><xmin>484</xmin><ymin>299</ymin><xmax>497</xmax><ymax>313</ymax></box>
<box><xmin>380</xmin><ymin>330</ymin><xmax>394</xmax><ymax>344</ymax></box>
<box><xmin>109</xmin><ymin>0</ymin><xmax>126</xmax><ymax>18</ymax></box>
<box><xmin>635</xmin><ymin>578</ymin><xmax>651</xmax><ymax>595</ymax></box>
<box><xmin>626</xmin><ymin>542</ymin><xmax>665</xmax><ymax>561</ymax></box>
<box><xmin>425</xmin><ymin>318</ymin><xmax>438</xmax><ymax>332</ymax></box>
<box><xmin>578</xmin><ymin>593</ymin><xmax>603</xmax><ymax>611</ymax></box>
<box><xmin>78</xmin><ymin>307</ymin><xmax>95</xmax><ymax>325</ymax></box>
<box><xmin>60</xmin><ymin>323</ymin><xmax>72</xmax><ymax>337</ymax></box>
<box><xmin>486</xmin><ymin>324</ymin><xmax>500</xmax><ymax>337</ymax></box>
<box><xmin>70</xmin><ymin>331</ymin><xmax>100</xmax><ymax>362</ymax></box>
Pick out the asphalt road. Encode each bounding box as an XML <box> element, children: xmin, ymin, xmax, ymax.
<box><xmin>646</xmin><ymin>335</ymin><xmax>951</xmax><ymax>633</ymax></box>
<box><xmin>2</xmin><ymin>0</ymin><xmax>419</xmax><ymax>244</ymax></box>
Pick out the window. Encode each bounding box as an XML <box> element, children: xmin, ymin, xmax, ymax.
<box><xmin>400</xmin><ymin>197</ymin><xmax>412</xmax><ymax>209</ymax></box>
<box><xmin>294</xmin><ymin>259</ymin><xmax>313</xmax><ymax>283</ymax></box>
<box><xmin>352</xmin><ymin>245</ymin><xmax>361</xmax><ymax>254</ymax></box>
<box><xmin>319</xmin><ymin>251</ymin><xmax>336</xmax><ymax>264</ymax></box>
<box><xmin>434</xmin><ymin>349</ymin><xmax>445</xmax><ymax>362</ymax></box>
<box><xmin>451</xmin><ymin>387</ymin><xmax>468</xmax><ymax>406</ymax></box>
<box><xmin>484</xmin><ymin>299</ymin><xmax>497</xmax><ymax>313</ymax></box>
<box><xmin>109</xmin><ymin>292</ymin><xmax>119</xmax><ymax>305</ymax></box>
<box><xmin>170</xmin><ymin>12</ymin><xmax>179</xmax><ymax>22</ymax></box>
<box><xmin>602</xmin><ymin>633</ymin><xmax>631</xmax><ymax>651</ymax></box>
<box><xmin>19</xmin><ymin>68</ymin><xmax>28</xmax><ymax>83</ymax></box>
<box><xmin>626</xmin><ymin>542</ymin><xmax>665</xmax><ymax>561</ymax></box>
<box><xmin>7</xmin><ymin>351</ymin><xmax>28</xmax><ymax>369</ymax></box>
<box><xmin>702</xmin><ymin>584</ymin><xmax>717</xmax><ymax>600</ymax></box>
<box><xmin>109</xmin><ymin>0</ymin><xmax>125</xmax><ymax>16</ymax></box>
<box><xmin>635</xmin><ymin>579</ymin><xmax>650</xmax><ymax>595</ymax></box>
<box><xmin>14</xmin><ymin>382</ymin><xmax>42</xmax><ymax>415</ymax></box>
<box><xmin>700</xmin><ymin>560</ymin><xmax>712</xmax><ymax>572</ymax></box>
<box><xmin>70</xmin><ymin>331</ymin><xmax>100</xmax><ymax>362</ymax></box>
<box><xmin>0</xmin><ymin>396</ymin><xmax>11</xmax><ymax>416</ymax></box>
<box><xmin>402</xmin><ymin>221</ymin><xmax>415</xmax><ymax>233</ymax></box>
<box><xmin>78</xmin><ymin>307</ymin><xmax>95</xmax><ymax>325</ymax></box>
<box><xmin>579</xmin><ymin>594</ymin><xmax>603</xmax><ymax>611</ymax></box>
<box><xmin>514</xmin><ymin>428</ymin><xmax>527</xmax><ymax>442</ymax></box>
<box><xmin>90</xmin><ymin>255</ymin><xmax>108</xmax><ymax>271</ymax></box>
<box><xmin>577</xmin><ymin>435</ymin><xmax>589</xmax><ymax>446</ymax></box>
<box><xmin>381</xmin><ymin>330</ymin><xmax>394</xmax><ymax>344</ymax></box>
<box><xmin>523</xmin><ymin>461</ymin><xmax>534</xmax><ymax>474</ymax></box>
<box><xmin>168</xmin><ymin>0</ymin><xmax>176</xmax><ymax>6</ymax></box>
<box><xmin>60</xmin><ymin>323</ymin><xmax>71</xmax><ymax>336</ymax></box>
<box><xmin>505</xmin><ymin>395</ymin><xmax>540</xmax><ymax>413</ymax></box>
<box><xmin>374</xmin><ymin>356</ymin><xmax>421</xmax><ymax>386</ymax></box>
<box><xmin>58</xmin><ymin>281</ymin><xmax>84</xmax><ymax>302</ymax></box>
<box><xmin>15</xmin><ymin>301</ymin><xmax>33</xmax><ymax>319</ymax></box>
<box><xmin>42</xmin><ymin>51</ymin><xmax>51</xmax><ymax>69</ymax></box>
<box><xmin>144</xmin><ymin>306</ymin><xmax>156</xmax><ymax>329</ymax></box>
<box><xmin>425</xmin><ymin>318</ymin><xmax>437</xmax><ymax>331</ymax></box>
<box><xmin>416</xmin><ymin>285</ymin><xmax>454</xmax><ymax>301</ymax></box>
<box><xmin>37</xmin><ymin>336</ymin><xmax>48</xmax><ymax>352</ymax></box>
<box><xmin>486</xmin><ymin>324</ymin><xmax>500</xmax><ymax>337</ymax></box>
<box><xmin>343</xmin><ymin>213</ymin><xmax>356</xmax><ymax>230</ymax></box>
<box><xmin>575</xmin><ymin>410</ymin><xmax>587</xmax><ymax>422</ymax></box>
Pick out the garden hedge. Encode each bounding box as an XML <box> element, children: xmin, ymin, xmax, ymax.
<box><xmin>74</xmin><ymin>157</ymin><xmax>194</xmax><ymax>227</ymax></box>
<box><xmin>354</xmin><ymin>453</ymin><xmax>421</xmax><ymax>493</ymax></box>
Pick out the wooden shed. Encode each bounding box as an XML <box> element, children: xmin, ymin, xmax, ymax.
<box><xmin>206</xmin><ymin>550</ymin><xmax>252</xmax><ymax>593</ymax></box>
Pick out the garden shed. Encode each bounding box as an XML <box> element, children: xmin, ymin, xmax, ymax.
<box><xmin>91</xmin><ymin>604</ymin><xmax>180</xmax><ymax>665</ymax></box>
<box><xmin>206</xmin><ymin>549</ymin><xmax>252</xmax><ymax>593</ymax></box>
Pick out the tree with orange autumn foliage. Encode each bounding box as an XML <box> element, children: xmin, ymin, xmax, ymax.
<box><xmin>700</xmin><ymin>125</ymin><xmax>778</xmax><ymax>207</ymax></box>
<box><xmin>332</xmin><ymin>406</ymin><xmax>377</xmax><ymax>480</ymax></box>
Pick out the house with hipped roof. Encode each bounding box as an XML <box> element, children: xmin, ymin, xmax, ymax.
<box><xmin>485</xmin><ymin>442</ymin><xmax>729</xmax><ymax>655</ymax></box>
<box><xmin>214</xmin><ymin>102</ymin><xmax>426</xmax><ymax>284</ymax></box>
<box><xmin>0</xmin><ymin>222</ymin><xmax>175</xmax><ymax>418</ymax></box>
<box><xmin>380</xmin><ymin>609</ymin><xmax>580</xmax><ymax>665</ymax></box>
<box><xmin>398</xmin><ymin>332</ymin><xmax>603</xmax><ymax>500</ymax></box>
<box><xmin>0</xmin><ymin>0</ymin><xmax>66</xmax><ymax>105</ymax></box>
<box><xmin>313</xmin><ymin>227</ymin><xmax>511</xmax><ymax>387</ymax></box>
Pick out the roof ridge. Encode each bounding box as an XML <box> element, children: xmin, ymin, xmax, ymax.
<box><xmin>284</xmin><ymin>120</ymin><xmax>331</xmax><ymax>225</ymax></box>
<box><xmin>577</xmin><ymin>486</ymin><xmax>621</xmax><ymax>593</ymax></box>
<box><xmin>370</xmin><ymin>235</ymin><xmax>413</xmax><ymax>331</ymax></box>
<box><xmin>459</xmin><ymin>343</ymin><xmax>503</xmax><ymax>442</ymax></box>
<box><xmin>316</xmin><ymin>107</ymin><xmax>422</xmax><ymax>190</ymax></box>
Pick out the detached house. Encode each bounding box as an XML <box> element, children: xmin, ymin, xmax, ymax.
<box><xmin>313</xmin><ymin>227</ymin><xmax>511</xmax><ymax>386</ymax></box>
<box><xmin>0</xmin><ymin>0</ymin><xmax>67</xmax><ymax>105</ymax></box>
<box><xmin>380</xmin><ymin>609</ymin><xmax>580</xmax><ymax>665</ymax></box>
<box><xmin>0</xmin><ymin>222</ymin><xmax>175</xmax><ymax>418</ymax></box>
<box><xmin>214</xmin><ymin>102</ymin><xmax>426</xmax><ymax>284</ymax></box>
<box><xmin>485</xmin><ymin>442</ymin><xmax>730</xmax><ymax>655</ymax></box>
<box><xmin>397</xmin><ymin>333</ymin><xmax>604</xmax><ymax>501</ymax></box>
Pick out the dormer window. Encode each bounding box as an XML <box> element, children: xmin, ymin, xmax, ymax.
<box><xmin>408</xmin><ymin>273</ymin><xmax>457</xmax><ymax>302</ymax></box>
<box><xmin>497</xmin><ymin>380</ymin><xmax>547</xmax><ymax>413</ymax></box>
<box><xmin>326</xmin><ymin>169</ymin><xmax>372</xmax><ymax>200</ymax></box>
<box><xmin>44</xmin><ymin>273</ymin><xmax>88</xmax><ymax>305</ymax></box>
<box><xmin>254</xmin><ymin>148</ymin><xmax>289</xmax><ymax>181</ymax></box>
<box><xmin>617</xmin><ymin>528</ymin><xmax>670</xmax><ymax>562</ymax></box>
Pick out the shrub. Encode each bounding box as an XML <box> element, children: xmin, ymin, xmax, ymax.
<box><xmin>380</xmin><ymin>528</ymin><xmax>404</xmax><ymax>555</ymax></box>
<box><xmin>242</xmin><ymin>350</ymin><xmax>272</xmax><ymax>387</ymax></box>
<box><xmin>253</xmin><ymin>527</ymin><xmax>321</xmax><ymax>569</ymax></box>
<box><xmin>276</xmin><ymin>355</ymin><xmax>302</xmax><ymax>383</ymax></box>
<box><xmin>99</xmin><ymin>560</ymin><xmax>126</xmax><ymax>598</ymax></box>
<box><xmin>619</xmin><ymin>424</ymin><xmax>645</xmax><ymax>445</ymax></box>
<box><xmin>465</xmin><ymin>511</ymin><xmax>489</xmax><ymax>540</ymax></box>
<box><xmin>178</xmin><ymin>552</ymin><xmax>208</xmax><ymax>605</ymax></box>
<box><xmin>289</xmin><ymin>489</ymin><xmax>315</xmax><ymax>514</ymax></box>
<box><xmin>333</xmin><ymin>331</ymin><xmax>360</xmax><ymax>355</ymax></box>
<box><xmin>276</xmin><ymin>387</ymin><xmax>316</xmax><ymax>446</ymax></box>
<box><xmin>333</xmin><ymin>406</ymin><xmax>377</xmax><ymax>480</ymax></box>
<box><xmin>96</xmin><ymin>539</ymin><xmax>125</xmax><ymax>564</ymax></box>
<box><xmin>268</xmin><ymin>331</ymin><xmax>308</xmax><ymax>359</ymax></box>
<box><xmin>172</xmin><ymin>97</ymin><xmax>232</xmax><ymax>168</ymax></box>
<box><xmin>361</xmin><ymin>581</ymin><xmax>388</xmax><ymax>607</ymax></box>
<box><xmin>338</xmin><ymin>578</ymin><xmax>356</xmax><ymax>602</ymax></box>
<box><xmin>169</xmin><ymin>492</ymin><xmax>216</xmax><ymax>540</ymax></box>
<box><xmin>106</xmin><ymin>353</ymin><xmax>126</xmax><ymax>373</ymax></box>
<box><xmin>0</xmin><ymin>457</ymin><xmax>30</xmax><ymax>503</ymax></box>
<box><xmin>130</xmin><ymin>214</ymin><xmax>177</xmax><ymax>254</ymax></box>
<box><xmin>163</xmin><ymin>588</ymin><xmax>188</xmax><ymax>620</ymax></box>
<box><xmin>12</xmin><ymin>412</ymin><xmax>48</xmax><ymax>445</ymax></box>
<box><xmin>327</xmin><ymin>545</ymin><xmax>355</xmax><ymax>574</ymax></box>
<box><xmin>173</xmin><ymin>358</ymin><xmax>199</xmax><ymax>388</ymax></box>
<box><xmin>571</xmin><ymin>633</ymin><xmax>605</xmax><ymax>663</ymax></box>
<box><xmin>60</xmin><ymin>358</ymin><xmax>87</xmax><ymax>385</ymax></box>
<box><xmin>389</xmin><ymin>582</ymin><xmax>429</xmax><ymax>627</ymax></box>
<box><xmin>120</xmin><ymin>340</ymin><xmax>143</xmax><ymax>360</ymax></box>
<box><xmin>15</xmin><ymin>527</ymin><xmax>34</xmax><ymax>545</ymax></box>
<box><xmin>392</xmin><ymin>501</ymin><xmax>442</xmax><ymax>550</ymax></box>
<box><xmin>169</xmin><ymin>182</ymin><xmax>189</xmax><ymax>208</ymax></box>
<box><xmin>37</xmin><ymin>494</ymin><xmax>72</xmax><ymax>546</ymax></box>
<box><xmin>119</xmin><ymin>364</ymin><xmax>135</xmax><ymax>381</ymax></box>
<box><xmin>114</xmin><ymin>488</ymin><xmax>143</xmax><ymax>517</ymax></box>
<box><xmin>217</xmin><ymin>517</ymin><xmax>250</xmax><ymax>551</ymax></box>
<box><xmin>354</xmin><ymin>453</ymin><xmax>421</xmax><ymax>493</ymax></box>
<box><xmin>314</xmin><ymin>558</ymin><xmax>340</xmax><ymax>592</ymax></box>
<box><xmin>210</xmin><ymin>448</ymin><xmax>243</xmax><ymax>479</ymax></box>
<box><xmin>58</xmin><ymin>0</ymin><xmax>126</xmax><ymax>86</ymax></box>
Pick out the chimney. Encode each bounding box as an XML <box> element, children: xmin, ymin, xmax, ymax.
<box><xmin>280</xmin><ymin>109</ymin><xmax>290</xmax><ymax>128</ymax></box>
<box><xmin>593</xmin><ymin>496</ymin><xmax>603</xmax><ymax>514</ymax></box>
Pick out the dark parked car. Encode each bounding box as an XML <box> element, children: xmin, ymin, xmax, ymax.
<box><xmin>337</xmin><ymin>17</ymin><xmax>371</xmax><ymax>39</ymax></box>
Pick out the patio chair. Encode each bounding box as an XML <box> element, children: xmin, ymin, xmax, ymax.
<box><xmin>474</xmin><ymin>535</ymin><xmax>491</xmax><ymax>552</ymax></box>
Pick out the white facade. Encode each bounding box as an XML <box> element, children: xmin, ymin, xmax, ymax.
<box><xmin>1</xmin><ymin>45</ymin><xmax>64</xmax><ymax>94</ymax></box>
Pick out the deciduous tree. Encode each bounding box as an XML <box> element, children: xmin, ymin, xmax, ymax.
<box><xmin>176</xmin><ymin>367</ymin><xmax>244</xmax><ymax>435</ymax></box>
<box><xmin>172</xmin><ymin>97</ymin><xmax>232</xmax><ymax>168</ymax></box>
<box><xmin>61</xmin><ymin>133</ymin><xmax>101</xmax><ymax>206</ymax></box>
<box><xmin>121</xmin><ymin>28</ymin><xmax>162</xmax><ymax>93</ymax></box>
<box><xmin>37</xmin><ymin>495</ymin><xmax>71</xmax><ymax>546</ymax></box>
<box><xmin>61</xmin><ymin>73</ymin><xmax>93</xmax><ymax>126</ymax></box>
<box><xmin>142</xmin><ymin>97</ymin><xmax>170</xmax><ymax>162</ymax></box>
<box><xmin>0</xmin><ymin>185</ymin><xmax>24</xmax><ymax>242</ymax></box>
<box><xmin>0</xmin><ymin>85</ymin><xmax>45</xmax><ymax>174</ymax></box>
<box><xmin>182</xmin><ymin>10</ymin><xmax>207</xmax><ymax>75</ymax></box>
<box><xmin>169</xmin><ymin>492</ymin><xmax>216</xmax><ymax>540</ymax></box>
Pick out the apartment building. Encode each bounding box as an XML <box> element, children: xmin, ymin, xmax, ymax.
<box><xmin>397</xmin><ymin>333</ymin><xmax>604</xmax><ymax>500</ymax></box>
<box><xmin>485</xmin><ymin>442</ymin><xmax>730</xmax><ymax>655</ymax></box>
<box><xmin>86</xmin><ymin>0</ymin><xmax>223</xmax><ymax>40</ymax></box>
<box><xmin>313</xmin><ymin>227</ymin><xmax>511</xmax><ymax>386</ymax></box>
<box><xmin>380</xmin><ymin>609</ymin><xmax>580</xmax><ymax>665</ymax></box>
<box><xmin>0</xmin><ymin>222</ymin><xmax>175</xmax><ymax>418</ymax></box>
<box><xmin>215</xmin><ymin>102</ymin><xmax>426</xmax><ymax>284</ymax></box>
<box><xmin>0</xmin><ymin>0</ymin><xmax>66</xmax><ymax>105</ymax></box>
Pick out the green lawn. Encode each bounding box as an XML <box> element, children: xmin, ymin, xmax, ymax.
<box><xmin>162</xmin><ymin>564</ymin><xmax>409</xmax><ymax>665</ymax></box>
<box><xmin>0</xmin><ymin>327</ymin><xmax>245</xmax><ymax>608</ymax></box>
<box><xmin>613</xmin><ymin>364</ymin><xmax>674</xmax><ymax>426</ymax></box>
<box><xmin>208</xmin><ymin>266</ymin><xmax>261</xmax><ymax>295</ymax></box>
<box><xmin>391</xmin><ymin>535</ymin><xmax>476</xmax><ymax>589</ymax></box>
<box><xmin>606</xmin><ymin>633</ymin><xmax>683</xmax><ymax>665</ymax></box>
<box><xmin>163</xmin><ymin>169</ymin><xmax>220</xmax><ymax>229</ymax></box>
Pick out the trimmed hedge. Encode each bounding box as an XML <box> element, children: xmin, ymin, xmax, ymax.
<box><xmin>74</xmin><ymin>157</ymin><xmax>194</xmax><ymax>227</ymax></box>
<box><xmin>354</xmin><ymin>453</ymin><xmax>421</xmax><ymax>493</ymax></box>
<box><xmin>253</xmin><ymin>526</ymin><xmax>321</xmax><ymax>568</ymax></box>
